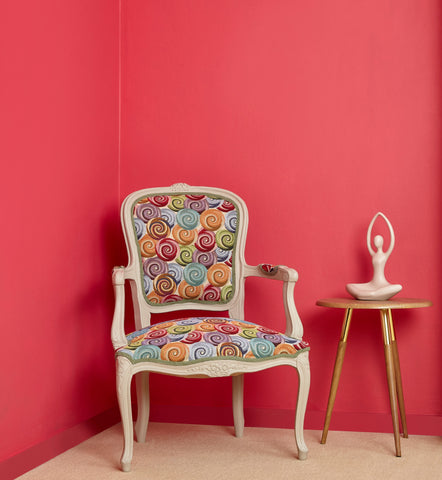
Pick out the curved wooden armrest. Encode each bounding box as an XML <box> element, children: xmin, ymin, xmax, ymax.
<box><xmin>111</xmin><ymin>266</ymin><xmax>127</xmax><ymax>350</ymax></box>
<box><xmin>243</xmin><ymin>263</ymin><xmax>303</xmax><ymax>340</ymax></box>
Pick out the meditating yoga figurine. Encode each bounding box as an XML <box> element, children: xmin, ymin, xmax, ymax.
<box><xmin>346</xmin><ymin>212</ymin><xmax>402</xmax><ymax>301</ymax></box>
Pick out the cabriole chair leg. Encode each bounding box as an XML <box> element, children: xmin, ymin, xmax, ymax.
<box><xmin>295</xmin><ymin>353</ymin><xmax>310</xmax><ymax>460</ymax></box>
<box><xmin>232</xmin><ymin>374</ymin><xmax>245</xmax><ymax>438</ymax></box>
<box><xmin>135</xmin><ymin>371</ymin><xmax>150</xmax><ymax>443</ymax></box>
<box><xmin>116</xmin><ymin>357</ymin><xmax>134</xmax><ymax>472</ymax></box>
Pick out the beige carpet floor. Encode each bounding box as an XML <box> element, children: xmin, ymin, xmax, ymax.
<box><xmin>17</xmin><ymin>423</ymin><xmax>442</xmax><ymax>480</ymax></box>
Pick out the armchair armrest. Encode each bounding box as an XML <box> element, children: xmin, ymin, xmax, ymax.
<box><xmin>111</xmin><ymin>266</ymin><xmax>127</xmax><ymax>350</ymax></box>
<box><xmin>244</xmin><ymin>263</ymin><xmax>298</xmax><ymax>282</ymax></box>
<box><xmin>243</xmin><ymin>263</ymin><xmax>303</xmax><ymax>340</ymax></box>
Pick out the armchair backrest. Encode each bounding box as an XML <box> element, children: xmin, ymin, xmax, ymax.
<box><xmin>121</xmin><ymin>184</ymin><xmax>249</xmax><ymax>330</ymax></box>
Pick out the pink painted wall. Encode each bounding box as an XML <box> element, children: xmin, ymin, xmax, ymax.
<box><xmin>1</xmin><ymin>0</ymin><xmax>441</xmax><ymax>471</ymax></box>
<box><xmin>121</xmin><ymin>0</ymin><xmax>442</xmax><ymax>432</ymax></box>
<box><xmin>1</xmin><ymin>0</ymin><xmax>119</xmax><ymax>464</ymax></box>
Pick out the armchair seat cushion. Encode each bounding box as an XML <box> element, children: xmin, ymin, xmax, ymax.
<box><xmin>116</xmin><ymin>317</ymin><xmax>309</xmax><ymax>365</ymax></box>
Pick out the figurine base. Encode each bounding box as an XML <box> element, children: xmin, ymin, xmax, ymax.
<box><xmin>346</xmin><ymin>283</ymin><xmax>402</xmax><ymax>301</ymax></box>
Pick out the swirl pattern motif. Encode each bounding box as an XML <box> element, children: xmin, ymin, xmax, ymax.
<box><xmin>216</xmin><ymin>230</ymin><xmax>235</xmax><ymax>250</ymax></box>
<box><xmin>133</xmin><ymin>345</ymin><xmax>161</xmax><ymax>360</ymax></box>
<box><xmin>143</xmin><ymin>275</ymin><xmax>152</xmax><ymax>294</ymax></box>
<box><xmin>177</xmin><ymin>208</ymin><xmax>200</xmax><ymax>230</ymax></box>
<box><xmin>207</xmin><ymin>263</ymin><xmax>231</xmax><ymax>287</ymax></box>
<box><xmin>214</xmin><ymin>323</ymin><xmax>240</xmax><ymax>335</ymax></box>
<box><xmin>167</xmin><ymin>263</ymin><xmax>183</xmax><ymax>284</ymax></box>
<box><xmin>150</xmin><ymin>195</ymin><xmax>170</xmax><ymax>207</ymax></box>
<box><xmin>200</xmin><ymin>209</ymin><xmax>224</xmax><ymax>231</ymax></box>
<box><xmin>203</xmin><ymin>331</ymin><xmax>230</xmax><ymax>345</ymax></box>
<box><xmin>134</xmin><ymin>218</ymin><xmax>145</xmax><ymax>239</ymax></box>
<box><xmin>167</xmin><ymin>324</ymin><xmax>194</xmax><ymax>335</ymax></box>
<box><xmin>168</xmin><ymin>195</ymin><xmax>185</xmax><ymax>212</ymax></box>
<box><xmin>156</xmin><ymin>238</ymin><xmax>179</xmax><ymax>262</ymax></box>
<box><xmin>136</xmin><ymin>203</ymin><xmax>160</xmax><ymax>222</ymax></box>
<box><xmin>215</xmin><ymin>247</ymin><xmax>230</xmax><ymax>262</ymax></box>
<box><xmin>221</xmin><ymin>285</ymin><xmax>233</xmax><ymax>302</ymax></box>
<box><xmin>230</xmin><ymin>335</ymin><xmax>250</xmax><ymax>354</ymax></box>
<box><xmin>218</xmin><ymin>201</ymin><xmax>235</xmax><ymax>212</ymax></box>
<box><xmin>225</xmin><ymin>211</ymin><xmax>237</xmax><ymax>233</ymax></box>
<box><xmin>144</xmin><ymin>328</ymin><xmax>167</xmax><ymax>339</ymax></box>
<box><xmin>176</xmin><ymin>245</ymin><xmax>195</xmax><ymax>266</ymax></box>
<box><xmin>118</xmin><ymin>317</ymin><xmax>309</xmax><ymax>364</ymax></box>
<box><xmin>201</xmin><ymin>285</ymin><xmax>221</xmax><ymax>302</ymax></box>
<box><xmin>189</xmin><ymin>342</ymin><xmax>216</xmax><ymax>360</ymax></box>
<box><xmin>181</xmin><ymin>330</ymin><xmax>203</xmax><ymax>344</ymax></box>
<box><xmin>144</xmin><ymin>336</ymin><xmax>169</xmax><ymax>348</ymax></box>
<box><xmin>160</xmin><ymin>209</ymin><xmax>176</xmax><ymax>228</ymax></box>
<box><xmin>176</xmin><ymin>318</ymin><xmax>201</xmax><ymax>326</ymax></box>
<box><xmin>163</xmin><ymin>294</ymin><xmax>182</xmax><ymax>303</ymax></box>
<box><xmin>178</xmin><ymin>281</ymin><xmax>203</xmax><ymax>299</ymax></box>
<box><xmin>184</xmin><ymin>198</ymin><xmax>209</xmax><ymax>213</ymax></box>
<box><xmin>140</xmin><ymin>235</ymin><xmax>157</xmax><ymax>258</ymax></box>
<box><xmin>183</xmin><ymin>262</ymin><xmax>207</xmax><ymax>286</ymax></box>
<box><xmin>195</xmin><ymin>229</ymin><xmax>216</xmax><ymax>252</ymax></box>
<box><xmin>148</xmin><ymin>218</ymin><xmax>170</xmax><ymax>240</ymax></box>
<box><xmin>133</xmin><ymin>193</ymin><xmax>239</xmax><ymax>304</ymax></box>
<box><xmin>250</xmin><ymin>338</ymin><xmax>275</xmax><ymax>358</ymax></box>
<box><xmin>217</xmin><ymin>342</ymin><xmax>242</xmax><ymax>357</ymax></box>
<box><xmin>160</xmin><ymin>342</ymin><xmax>189</xmax><ymax>362</ymax></box>
<box><xmin>192</xmin><ymin>250</ymin><xmax>217</xmax><ymax>268</ymax></box>
<box><xmin>153</xmin><ymin>274</ymin><xmax>176</xmax><ymax>296</ymax></box>
<box><xmin>256</xmin><ymin>332</ymin><xmax>284</xmax><ymax>345</ymax></box>
<box><xmin>167</xmin><ymin>333</ymin><xmax>185</xmax><ymax>342</ymax></box>
<box><xmin>172</xmin><ymin>225</ymin><xmax>197</xmax><ymax>245</ymax></box>
<box><xmin>207</xmin><ymin>197</ymin><xmax>223</xmax><ymax>208</ymax></box>
<box><xmin>143</xmin><ymin>258</ymin><xmax>168</xmax><ymax>279</ymax></box>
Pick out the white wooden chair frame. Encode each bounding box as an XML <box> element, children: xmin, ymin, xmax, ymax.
<box><xmin>111</xmin><ymin>184</ymin><xmax>310</xmax><ymax>472</ymax></box>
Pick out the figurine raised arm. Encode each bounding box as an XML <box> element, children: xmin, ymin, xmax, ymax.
<box><xmin>346</xmin><ymin>212</ymin><xmax>402</xmax><ymax>301</ymax></box>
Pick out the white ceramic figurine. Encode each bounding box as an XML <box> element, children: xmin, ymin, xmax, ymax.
<box><xmin>346</xmin><ymin>212</ymin><xmax>402</xmax><ymax>301</ymax></box>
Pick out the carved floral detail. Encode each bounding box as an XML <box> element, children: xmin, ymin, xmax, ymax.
<box><xmin>170</xmin><ymin>183</ymin><xmax>190</xmax><ymax>191</ymax></box>
<box><xmin>186</xmin><ymin>362</ymin><xmax>236</xmax><ymax>377</ymax></box>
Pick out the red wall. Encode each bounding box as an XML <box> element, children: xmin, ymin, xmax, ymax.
<box><xmin>121</xmin><ymin>0</ymin><xmax>442</xmax><ymax>432</ymax></box>
<box><xmin>0</xmin><ymin>0</ymin><xmax>119</xmax><ymax>464</ymax></box>
<box><xmin>1</xmin><ymin>0</ymin><xmax>441</xmax><ymax>472</ymax></box>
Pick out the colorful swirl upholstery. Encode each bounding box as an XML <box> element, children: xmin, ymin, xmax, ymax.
<box><xmin>132</xmin><ymin>193</ymin><xmax>238</xmax><ymax>305</ymax></box>
<box><xmin>117</xmin><ymin>317</ymin><xmax>309</xmax><ymax>364</ymax></box>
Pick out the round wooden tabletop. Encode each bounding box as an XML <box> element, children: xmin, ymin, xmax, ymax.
<box><xmin>316</xmin><ymin>297</ymin><xmax>432</xmax><ymax>310</ymax></box>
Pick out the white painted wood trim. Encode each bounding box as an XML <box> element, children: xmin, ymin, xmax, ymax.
<box><xmin>244</xmin><ymin>263</ymin><xmax>303</xmax><ymax>339</ymax></box>
<box><xmin>125</xmin><ymin>353</ymin><xmax>308</xmax><ymax>378</ymax></box>
<box><xmin>111</xmin><ymin>266</ymin><xmax>127</xmax><ymax>349</ymax></box>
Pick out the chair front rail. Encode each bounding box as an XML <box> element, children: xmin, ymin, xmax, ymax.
<box><xmin>121</xmin><ymin>351</ymin><xmax>309</xmax><ymax>379</ymax></box>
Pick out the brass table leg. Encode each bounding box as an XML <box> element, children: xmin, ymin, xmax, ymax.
<box><xmin>321</xmin><ymin>308</ymin><xmax>353</xmax><ymax>444</ymax></box>
<box><xmin>388</xmin><ymin>309</ymin><xmax>408</xmax><ymax>438</ymax></box>
<box><xmin>380</xmin><ymin>309</ymin><xmax>401</xmax><ymax>457</ymax></box>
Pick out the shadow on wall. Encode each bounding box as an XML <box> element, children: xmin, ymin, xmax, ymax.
<box><xmin>65</xmin><ymin>209</ymin><xmax>125</xmax><ymax>422</ymax></box>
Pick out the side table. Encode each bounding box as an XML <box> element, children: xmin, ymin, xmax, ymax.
<box><xmin>317</xmin><ymin>297</ymin><xmax>432</xmax><ymax>456</ymax></box>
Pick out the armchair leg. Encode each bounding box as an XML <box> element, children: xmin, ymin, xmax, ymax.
<box><xmin>232</xmin><ymin>374</ymin><xmax>245</xmax><ymax>438</ymax></box>
<box><xmin>135</xmin><ymin>371</ymin><xmax>150</xmax><ymax>443</ymax></box>
<box><xmin>295</xmin><ymin>352</ymin><xmax>310</xmax><ymax>460</ymax></box>
<box><xmin>116</xmin><ymin>357</ymin><xmax>134</xmax><ymax>472</ymax></box>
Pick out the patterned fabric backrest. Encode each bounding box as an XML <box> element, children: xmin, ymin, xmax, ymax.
<box><xmin>129</xmin><ymin>190</ymin><xmax>241</xmax><ymax>308</ymax></box>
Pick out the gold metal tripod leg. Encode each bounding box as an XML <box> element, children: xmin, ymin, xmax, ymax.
<box><xmin>321</xmin><ymin>308</ymin><xmax>353</xmax><ymax>444</ymax></box>
<box><xmin>388</xmin><ymin>309</ymin><xmax>408</xmax><ymax>438</ymax></box>
<box><xmin>380</xmin><ymin>309</ymin><xmax>401</xmax><ymax>457</ymax></box>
